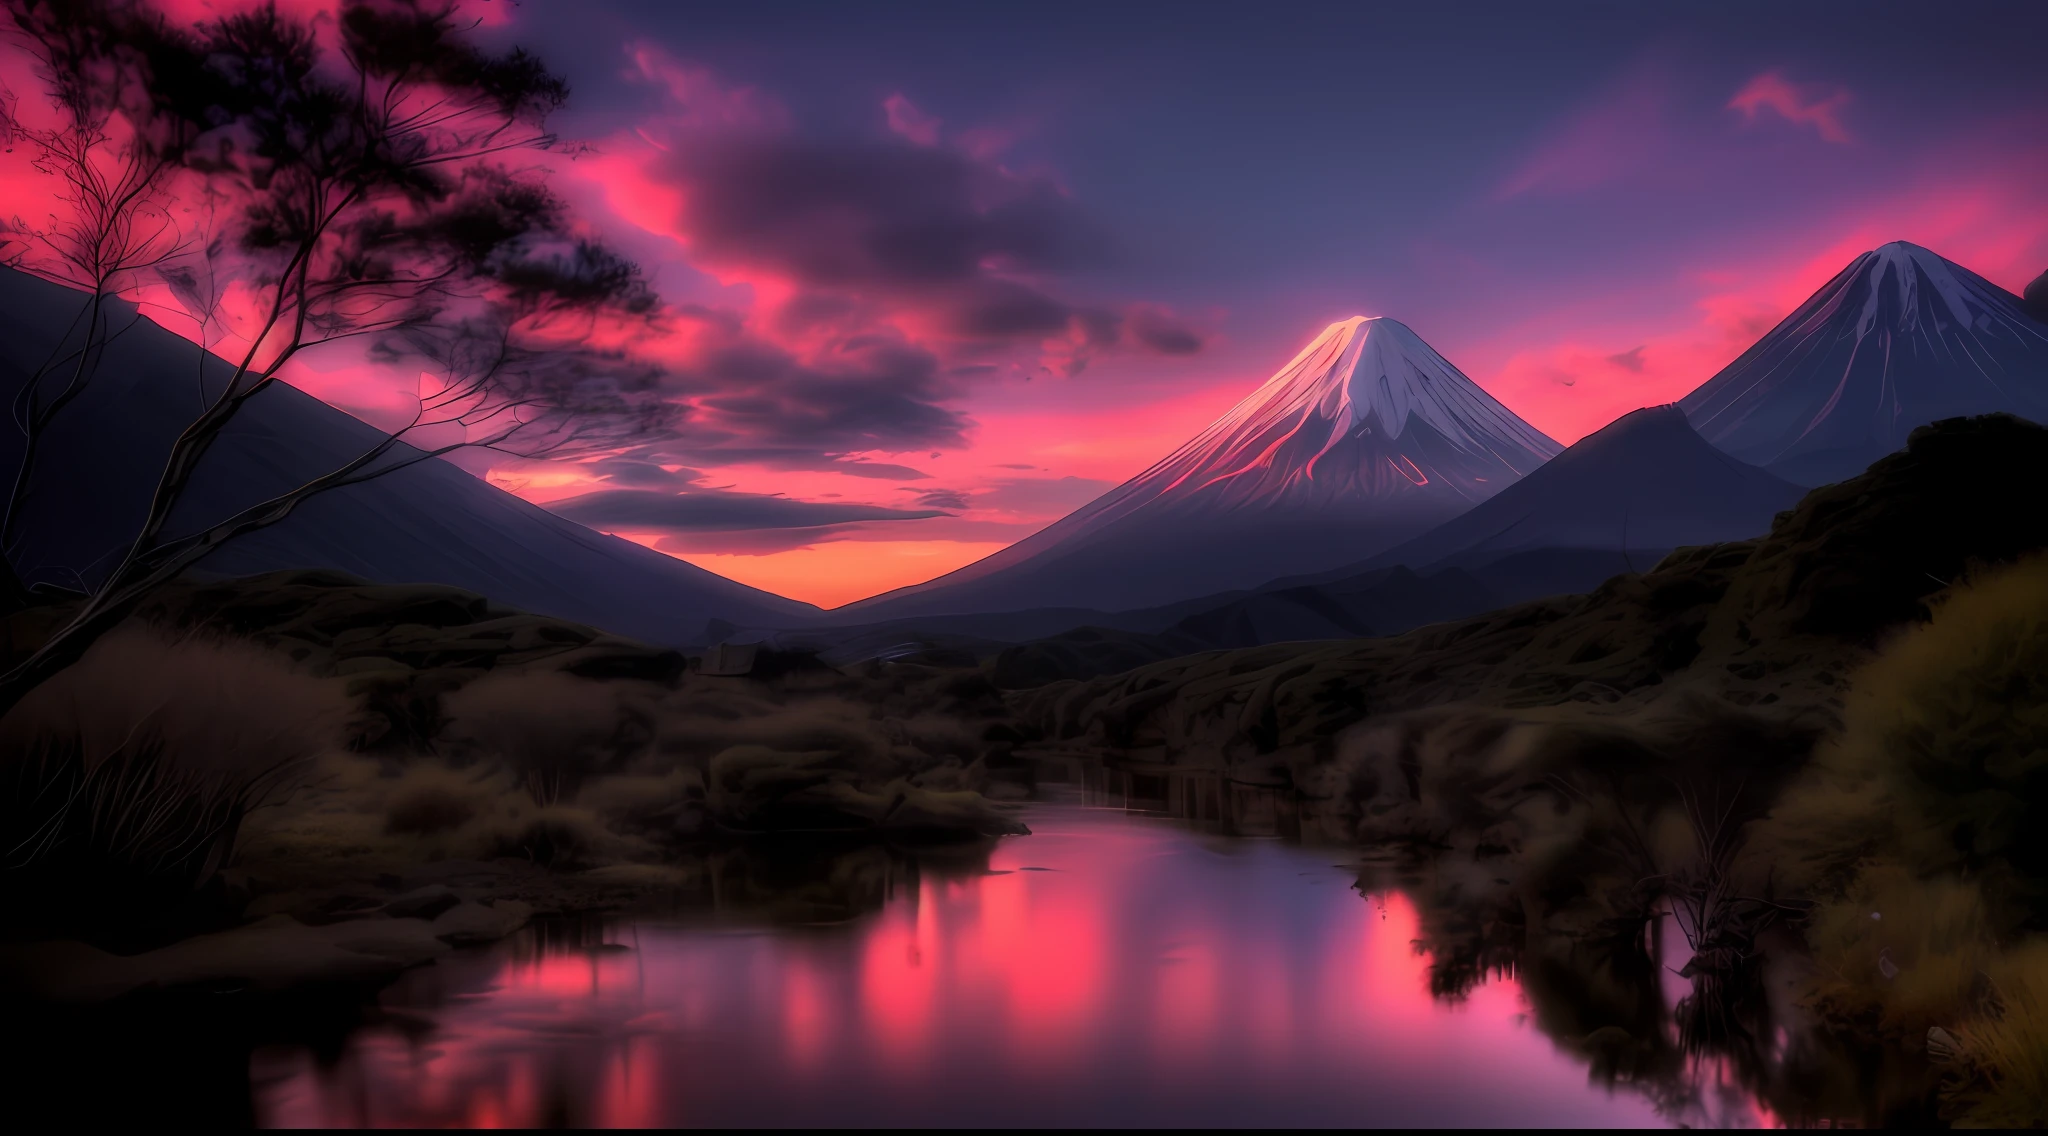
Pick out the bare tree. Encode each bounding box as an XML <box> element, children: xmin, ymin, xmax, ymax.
<box><xmin>0</xmin><ymin>0</ymin><xmax>193</xmax><ymax>602</ymax></box>
<box><xmin>0</xmin><ymin>0</ymin><xmax>668</xmax><ymax>717</ymax></box>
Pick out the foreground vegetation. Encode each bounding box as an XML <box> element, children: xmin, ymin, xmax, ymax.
<box><xmin>2</xmin><ymin>415</ymin><xmax>2046</xmax><ymax>1126</ymax></box>
<box><xmin>1008</xmin><ymin>414</ymin><xmax>2048</xmax><ymax>1126</ymax></box>
<box><xmin>0</xmin><ymin>571</ymin><xmax>1028</xmax><ymax>995</ymax></box>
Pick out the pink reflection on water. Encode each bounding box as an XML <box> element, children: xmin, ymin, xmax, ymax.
<box><xmin>253</xmin><ymin>802</ymin><xmax>1681</xmax><ymax>1127</ymax></box>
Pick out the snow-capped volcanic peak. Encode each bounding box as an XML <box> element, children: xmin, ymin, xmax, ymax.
<box><xmin>1682</xmin><ymin>240</ymin><xmax>2048</xmax><ymax>484</ymax></box>
<box><xmin>1132</xmin><ymin>315</ymin><xmax>1561</xmax><ymax>510</ymax></box>
<box><xmin>840</xmin><ymin>314</ymin><xmax>1561</xmax><ymax>618</ymax></box>
<box><xmin>1854</xmin><ymin>241</ymin><xmax>2007</xmax><ymax>336</ymax></box>
<box><xmin>1239</xmin><ymin>316</ymin><xmax>1534</xmax><ymax>449</ymax></box>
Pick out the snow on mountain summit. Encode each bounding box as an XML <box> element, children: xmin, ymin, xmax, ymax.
<box><xmin>1684</xmin><ymin>240</ymin><xmax>2048</xmax><ymax>484</ymax></box>
<box><xmin>1130</xmin><ymin>315</ymin><xmax>1560</xmax><ymax>511</ymax></box>
<box><xmin>842</xmin><ymin>316</ymin><xmax>1560</xmax><ymax>617</ymax></box>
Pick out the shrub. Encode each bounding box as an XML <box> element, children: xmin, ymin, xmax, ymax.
<box><xmin>1757</xmin><ymin>557</ymin><xmax>2048</xmax><ymax>919</ymax></box>
<box><xmin>1835</xmin><ymin>558</ymin><xmax>2048</xmax><ymax>913</ymax></box>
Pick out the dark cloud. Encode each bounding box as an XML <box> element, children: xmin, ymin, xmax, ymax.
<box><xmin>551</xmin><ymin>486</ymin><xmax>950</xmax><ymax>532</ymax></box>
<box><xmin>669</xmin><ymin>329</ymin><xmax>970</xmax><ymax>455</ymax></box>
<box><xmin>670</xmin><ymin>139</ymin><xmax>1107</xmax><ymax>290</ymax></box>
<box><xmin>1606</xmin><ymin>345</ymin><xmax>1648</xmax><ymax>372</ymax></box>
<box><xmin>905</xmin><ymin>487</ymin><xmax>970</xmax><ymax>510</ymax></box>
<box><xmin>677</xmin><ymin>445</ymin><xmax>934</xmax><ymax>479</ymax></box>
<box><xmin>834</xmin><ymin>460</ymin><xmax>930</xmax><ymax>480</ymax></box>
<box><xmin>653</xmin><ymin>526</ymin><xmax>869</xmax><ymax>556</ymax></box>
<box><xmin>585</xmin><ymin>88</ymin><xmax>1208</xmax><ymax>480</ymax></box>
<box><xmin>1128</xmin><ymin>307</ymin><xmax>1206</xmax><ymax>355</ymax></box>
<box><xmin>948</xmin><ymin>279</ymin><xmax>1075</xmax><ymax>337</ymax></box>
<box><xmin>773</xmin><ymin>291</ymin><xmax>860</xmax><ymax>334</ymax></box>
<box><xmin>992</xmin><ymin>462</ymin><xmax>1037</xmax><ymax>470</ymax></box>
<box><xmin>594</xmin><ymin>458</ymin><xmax>703</xmax><ymax>487</ymax></box>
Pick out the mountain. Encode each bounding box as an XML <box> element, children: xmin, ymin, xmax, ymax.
<box><xmin>842</xmin><ymin>316</ymin><xmax>1561</xmax><ymax>618</ymax></box>
<box><xmin>1682</xmin><ymin>241</ymin><xmax>2048</xmax><ymax>485</ymax></box>
<box><xmin>2026</xmin><ymin>267</ymin><xmax>2048</xmax><ymax>322</ymax></box>
<box><xmin>1336</xmin><ymin>404</ymin><xmax>1807</xmax><ymax>602</ymax></box>
<box><xmin>0</xmin><ymin>268</ymin><xmax>815</xmax><ymax>642</ymax></box>
<box><xmin>763</xmin><ymin>410</ymin><xmax>1805</xmax><ymax>676</ymax></box>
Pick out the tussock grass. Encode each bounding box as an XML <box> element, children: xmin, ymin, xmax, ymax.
<box><xmin>1733</xmin><ymin>558</ymin><xmax>2048</xmax><ymax>1118</ymax></box>
<box><xmin>1764</xmin><ymin>556</ymin><xmax>2048</xmax><ymax>912</ymax></box>
<box><xmin>0</xmin><ymin>626</ymin><xmax>345</xmax><ymax>779</ymax></box>
<box><xmin>1953</xmin><ymin>941</ymin><xmax>2048</xmax><ymax>1127</ymax></box>
<box><xmin>1802</xmin><ymin>864</ymin><xmax>1995</xmax><ymax>1036</ymax></box>
<box><xmin>0</xmin><ymin>628</ymin><xmax>342</xmax><ymax>947</ymax></box>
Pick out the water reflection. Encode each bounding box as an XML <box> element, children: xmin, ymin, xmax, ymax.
<box><xmin>254</xmin><ymin>790</ymin><xmax>1671</xmax><ymax>1127</ymax></box>
<box><xmin>1373</xmin><ymin>838</ymin><xmax>1909</xmax><ymax>1129</ymax></box>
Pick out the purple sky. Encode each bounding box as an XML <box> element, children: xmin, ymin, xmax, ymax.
<box><xmin>12</xmin><ymin>0</ymin><xmax>2046</xmax><ymax>605</ymax></box>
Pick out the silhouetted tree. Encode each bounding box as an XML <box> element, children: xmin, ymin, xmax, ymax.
<box><xmin>0</xmin><ymin>0</ymin><xmax>196</xmax><ymax>601</ymax></box>
<box><xmin>0</xmin><ymin>0</ymin><xmax>667</xmax><ymax>717</ymax></box>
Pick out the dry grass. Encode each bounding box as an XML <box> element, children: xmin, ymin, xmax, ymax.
<box><xmin>1802</xmin><ymin>863</ymin><xmax>1995</xmax><ymax>1036</ymax></box>
<box><xmin>1953</xmin><ymin>940</ymin><xmax>2048</xmax><ymax>1127</ymax></box>
<box><xmin>1766</xmin><ymin>557</ymin><xmax>2048</xmax><ymax>909</ymax></box>
<box><xmin>0</xmin><ymin>627</ymin><xmax>346</xmax><ymax>946</ymax></box>
<box><xmin>1727</xmin><ymin>559</ymin><xmax>2048</xmax><ymax>1117</ymax></box>
<box><xmin>0</xmin><ymin>625</ymin><xmax>346</xmax><ymax>778</ymax></box>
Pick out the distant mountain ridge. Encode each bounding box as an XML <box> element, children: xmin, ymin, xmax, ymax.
<box><xmin>1350</xmin><ymin>404</ymin><xmax>1805</xmax><ymax>594</ymax></box>
<box><xmin>841</xmin><ymin>316</ymin><xmax>1561</xmax><ymax>619</ymax></box>
<box><xmin>0</xmin><ymin>268</ymin><xmax>815</xmax><ymax>643</ymax></box>
<box><xmin>1683</xmin><ymin>241</ymin><xmax>2048</xmax><ymax>485</ymax></box>
<box><xmin>807</xmin><ymin>243</ymin><xmax>2048</xmax><ymax>667</ymax></box>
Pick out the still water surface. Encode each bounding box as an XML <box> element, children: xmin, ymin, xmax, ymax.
<box><xmin>254</xmin><ymin>792</ymin><xmax>1733</xmax><ymax>1127</ymax></box>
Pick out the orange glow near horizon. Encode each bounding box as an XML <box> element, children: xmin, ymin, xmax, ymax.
<box><xmin>5</xmin><ymin>14</ymin><xmax>2046</xmax><ymax>611</ymax></box>
<box><xmin>680</xmin><ymin>539</ymin><xmax>1015</xmax><ymax>608</ymax></box>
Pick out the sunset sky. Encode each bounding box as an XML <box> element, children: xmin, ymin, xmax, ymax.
<box><xmin>9</xmin><ymin>0</ymin><xmax>2048</xmax><ymax>607</ymax></box>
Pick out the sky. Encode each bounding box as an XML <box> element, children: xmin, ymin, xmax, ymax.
<box><xmin>8</xmin><ymin>0</ymin><xmax>2048</xmax><ymax>607</ymax></box>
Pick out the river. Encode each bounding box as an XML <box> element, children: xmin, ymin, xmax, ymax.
<box><xmin>245</xmin><ymin>777</ymin><xmax>1774</xmax><ymax>1127</ymax></box>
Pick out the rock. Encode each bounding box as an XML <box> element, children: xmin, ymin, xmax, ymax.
<box><xmin>301</xmin><ymin>893</ymin><xmax>386</xmax><ymax>925</ymax></box>
<box><xmin>381</xmin><ymin>885</ymin><xmax>461</xmax><ymax>920</ymax></box>
<box><xmin>882</xmin><ymin>785</ymin><xmax>1033</xmax><ymax>838</ymax></box>
<box><xmin>1926</xmin><ymin>1025</ymin><xmax>1965</xmax><ymax>1063</ymax></box>
<box><xmin>673</xmin><ymin>804</ymin><xmax>711</xmax><ymax>837</ymax></box>
<box><xmin>334</xmin><ymin>655</ymin><xmax>413</xmax><ymax>677</ymax></box>
<box><xmin>564</xmin><ymin>645</ymin><xmax>688</xmax><ymax>683</ymax></box>
<box><xmin>397</xmin><ymin>859</ymin><xmax>520</xmax><ymax>891</ymax></box>
<box><xmin>430</xmin><ymin>900</ymin><xmax>534</xmax><ymax>947</ymax></box>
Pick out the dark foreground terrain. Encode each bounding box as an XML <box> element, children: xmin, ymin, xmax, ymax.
<box><xmin>2</xmin><ymin>416</ymin><xmax>2046</xmax><ymax>1126</ymax></box>
<box><xmin>1006</xmin><ymin>414</ymin><xmax>2048</xmax><ymax>1126</ymax></box>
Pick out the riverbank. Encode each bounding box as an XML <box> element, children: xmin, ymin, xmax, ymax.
<box><xmin>3</xmin><ymin>416</ymin><xmax>2044</xmax><ymax>1125</ymax></box>
<box><xmin>0</xmin><ymin>571</ymin><xmax>1031</xmax><ymax>1000</ymax></box>
<box><xmin>1004</xmin><ymin>415</ymin><xmax>2048</xmax><ymax>1126</ymax></box>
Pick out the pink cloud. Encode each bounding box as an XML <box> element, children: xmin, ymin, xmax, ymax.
<box><xmin>883</xmin><ymin>93</ymin><xmax>942</xmax><ymax>146</ymax></box>
<box><xmin>1728</xmin><ymin>70</ymin><xmax>1852</xmax><ymax>144</ymax></box>
<box><xmin>622</xmin><ymin>41</ymin><xmax>791</xmax><ymax>135</ymax></box>
<box><xmin>1466</xmin><ymin>138</ymin><xmax>2048</xmax><ymax>445</ymax></box>
<box><xmin>564</xmin><ymin>49</ymin><xmax>1211</xmax><ymax>408</ymax></box>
